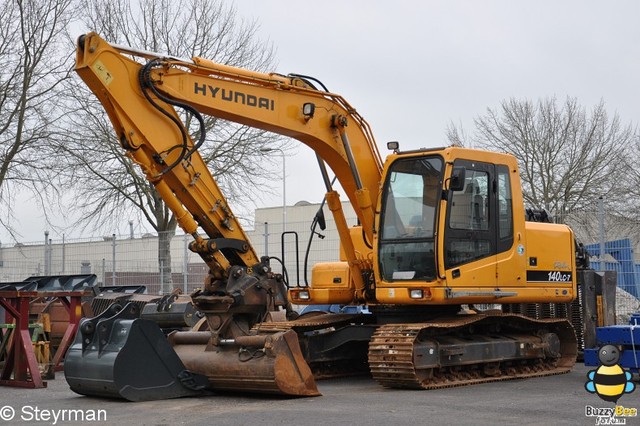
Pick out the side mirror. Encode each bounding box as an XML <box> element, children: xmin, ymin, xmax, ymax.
<box><xmin>450</xmin><ymin>167</ymin><xmax>466</xmax><ymax>192</ymax></box>
<box><xmin>315</xmin><ymin>207</ymin><xmax>327</xmax><ymax>231</ymax></box>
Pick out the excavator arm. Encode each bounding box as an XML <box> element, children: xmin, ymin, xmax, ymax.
<box><xmin>66</xmin><ymin>32</ymin><xmax>386</xmax><ymax>401</ymax></box>
<box><xmin>75</xmin><ymin>33</ymin><xmax>382</xmax><ymax>286</ymax></box>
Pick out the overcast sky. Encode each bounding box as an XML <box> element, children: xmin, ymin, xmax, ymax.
<box><xmin>5</xmin><ymin>0</ymin><xmax>640</xmax><ymax>243</ymax></box>
<box><xmin>233</xmin><ymin>0</ymin><xmax>640</xmax><ymax>217</ymax></box>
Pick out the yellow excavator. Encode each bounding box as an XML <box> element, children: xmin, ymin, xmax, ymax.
<box><xmin>65</xmin><ymin>33</ymin><xmax>587</xmax><ymax>401</ymax></box>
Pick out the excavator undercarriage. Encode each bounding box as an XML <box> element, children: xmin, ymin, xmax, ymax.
<box><xmin>369</xmin><ymin>313</ymin><xmax>577</xmax><ymax>389</ymax></box>
<box><xmin>253</xmin><ymin>307</ymin><xmax>578</xmax><ymax>389</ymax></box>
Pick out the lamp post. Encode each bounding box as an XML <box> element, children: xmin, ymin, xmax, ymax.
<box><xmin>260</xmin><ymin>148</ymin><xmax>286</xmax><ymax>231</ymax></box>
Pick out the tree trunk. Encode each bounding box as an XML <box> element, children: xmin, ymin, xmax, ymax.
<box><xmin>158</xmin><ymin>230</ymin><xmax>175</xmax><ymax>294</ymax></box>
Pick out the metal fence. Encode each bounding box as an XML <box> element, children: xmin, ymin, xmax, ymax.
<box><xmin>0</xmin><ymin>233</ymin><xmax>206</xmax><ymax>294</ymax></box>
<box><xmin>583</xmin><ymin>238</ymin><xmax>640</xmax><ymax>323</ymax></box>
<box><xmin>561</xmin><ymin>205</ymin><xmax>640</xmax><ymax>323</ymax></box>
<box><xmin>0</xmin><ymin>217</ymin><xmax>346</xmax><ymax>295</ymax></box>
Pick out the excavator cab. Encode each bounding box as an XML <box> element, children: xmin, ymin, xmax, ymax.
<box><xmin>296</xmin><ymin>146</ymin><xmax>575</xmax><ymax>308</ymax></box>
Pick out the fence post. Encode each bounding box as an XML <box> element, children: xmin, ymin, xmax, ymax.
<box><xmin>160</xmin><ymin>259</ymin><xmax>164</xmax><ymax>294</ymax></box>
<box><xmin>44</xmin><ymin>231</ymin><xmax>49</xmax><ymax>275</ymax></box>
<box><xmin>48</xmin><ymin>238</ymin><xmax>52</xmax><ymax>275</ymax></box>
<box><xmin>62</xmin><ymin>234</ymin><xmax>65</xmax><ymax>274</ymax></box>
<box><xmin>112</xmin><ymin>234</ymin><xmax>116</xmax><ymax>286</ymax></box>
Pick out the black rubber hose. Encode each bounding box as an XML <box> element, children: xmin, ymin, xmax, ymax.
<box><xmin>138</xmin><ymin>59</ymin><xmax>207</xmax><ymax>176</ymax></box>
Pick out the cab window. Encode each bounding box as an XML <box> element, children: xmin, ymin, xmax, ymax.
<box><xmin>378</xmin><ymin>156</ymin><xmax>443</xmax><ymax>281</ymax></box>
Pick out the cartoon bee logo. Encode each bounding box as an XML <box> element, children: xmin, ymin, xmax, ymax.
<box><xmin>585</xmin><ymin>344</ymin><xmax>636</xmax><ymax>403</ymax></box>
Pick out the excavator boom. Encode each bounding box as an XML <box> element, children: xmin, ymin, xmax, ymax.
<box><xmin>67</xmin><ymin>33</ymin><xmax>379</xmax><ymax>399</ymax></box>
<box><xmin>74</xmin><ymin>34</ymin><xmax>382</xmax><ymax>275</ymax></box>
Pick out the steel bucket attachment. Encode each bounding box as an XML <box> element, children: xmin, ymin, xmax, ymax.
<box><xmin>64</xmin><ymin>302</ymin><xmax>208</xmax><ymax>402</ymax></box>
<box><xmin>169</xmin><ymin>329</ymin><xmax>321</xmax><ymax>397</ymax></box>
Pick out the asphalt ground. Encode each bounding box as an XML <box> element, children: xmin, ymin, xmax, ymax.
<box><xmin>0</xmin><ymin>364</ymin><xmax>638</xmax><ymax>426</ymax></box>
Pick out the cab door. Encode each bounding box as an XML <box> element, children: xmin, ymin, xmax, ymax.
<box><xmin>443</xmin><ymin>160</ymin><xmax>497</xmax><ymax>288</ymax></box>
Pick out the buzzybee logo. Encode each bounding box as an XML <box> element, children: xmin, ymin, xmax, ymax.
<box><xmin>585</xmin><ymin>345</ymin><xmax>636</xmax><ymax>403</ymax></box>
<box><xmin>584</xmin><ymin>345</ymin><xmax>637</xmax><ymax>425</ymax></box>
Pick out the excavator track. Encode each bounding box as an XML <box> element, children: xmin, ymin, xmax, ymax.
<box><xmin>368</xmin><ymin>313</ymin><xmax>577</xmax><ymax>390</ymax></box>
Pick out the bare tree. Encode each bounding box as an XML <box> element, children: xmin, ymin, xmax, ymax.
<box><xmin>447</xmin><ymin>97</ymin><xmax>634</xmax><ymax>221</ymax></box>
<box><xmin>622</xmin><ymin>134</ymin><xmax>640</xmax><ymax>211</ymax></box>
<box><xmin>562</xmin><ymin>136</ymin><xmax>640</xmax><ymax>246</ymax></box>
<box><xmin>575</xmin><ymin>133</ymin><xmax>640</xmax><ymax>245</ymax></box>
<box><xmin>0</xmin><ymin>0</ymin><xmax>76</xmax><ymax>238</ymax></box>
<box><xmin>57</xmin><ymin>0</ymin><xmax>289</xmax><ymax>293</ymax></box>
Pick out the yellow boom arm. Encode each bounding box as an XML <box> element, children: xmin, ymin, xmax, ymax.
<box><xmin>75</xmin><ymin>33</ymin><xmax>382</xmax><ymax>282</ymax></box>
